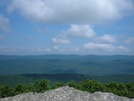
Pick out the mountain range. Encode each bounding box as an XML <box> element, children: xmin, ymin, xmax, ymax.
<box><xmin>0</xmin><ymin>54</ymin><xmax>134</xmax><ymax>75</ymax></box>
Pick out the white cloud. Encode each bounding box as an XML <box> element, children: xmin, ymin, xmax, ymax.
<box><xmin>61</xmin><ymin>24</ymin><xmax>95</xmax><ymax>38</ymax></box>
<box><xmin>0</xmin><ymin>47</ymin><xmax>15</xmax><ymax>53</ymax></box>
<box><xmin>17</xmin><ymin>47</ymin><xmax>24</xmax><ymax>50</ymax></box>
<box><xmin>52</xmin><ymin>38</ymin><xmax>70</xmax><ymax>44</ymax></box>
<box><xmin>35</xmin><ymin>47</ymin><xmax>43</xmax><ymax>52</ymax></box>
<box><xmin>0</xmin><ymin>46</ymin><xmax>53</xmax><ymax>55</ymax></box>
<box><xmin>45</xmin><ymin>48</ymin><xmax>51</xmax><ymax>52</ymax></box>
<box><xmin>51</xmin><ymin>24</ymin><xmax>95</xmax><ymax>45</ymax></box>
<box><xmin>125</xmin><ymin>37</ymin><xmax>134</xmax><ymax>43</ymax></box>
<box><xmin>65</xmin><ymin>47</ymin><xmax>80</xmax><ymax>52</ymax></box>
<box><xmin>0</xmin><ymin>13</ymin><xmax>11</xmax><ymax>32</ymax></box>
<box><xmin>54</xmin><ymin>46</ymin><xmax>59</xmax><ymax>49</ymax></box>
<box><xmin>53</xmin><ymin>47</ymin><xmax>80</xmax><ymax>53</ymax></box>
<box><xmin>99</xmin><ymin>34</ymin><xmax>116</xmax><ymax>43</ymax></box>
<box><xmin>117</xmin><ymin>46</ymin><xmax>129</xmax><ymax>52</ymax></box>
<box><xmin>83</xmin><ymin>43</ymin><xmax>115</xmax><ymax>52</ymax></box>
<box><xmin>0</xmin><ymin>45</ymin><xmax>131</xmax><ymax>55</ymax></box>
<box><xmin>59</xmin><ymin>49</ymin><xmax>64</xmax><ymax>52</ymax></box>
<box><xmin>7</xmin><ymin>0</ymin><xmax>134</xmax><ymax>24</ymax></box>
<box><xmin>34</xmin><ymin>47</ymin><xmax>51</xmax><ymax>52</ymax></box>
<box><xmin>83</xmin><ymin>42</ymin><xmax>129</xmax><ymax>52</ymax></box>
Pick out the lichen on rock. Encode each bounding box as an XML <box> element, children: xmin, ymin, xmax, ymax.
<box><xmin>0</xmin><ymin>86</ymin><xmax>134</xmax><ymax>101</ymax></box>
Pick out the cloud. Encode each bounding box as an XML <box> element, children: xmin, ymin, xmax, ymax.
<box><xmin>116</xmin><ymin>46</ymin><xmax>129</xmax><ymax>52</ymax></box>
<box><xmin>0</xmin><ymin>47</ymin><xmax>16</xmax><ymax>53</ymax></box>
<box><xmin>51</xmin><ymin>24</ymin><xmax>95</xmax><ymax>44</ymax></box>
<box><xmin>83</xmin><ymin>43</ymin><xmax>115</xmax><ymax>52</ymax></box>
<box><xmin>54</xmin><ymin>46</ymin><xmax>59</xmax><ymax>49</ymax></box>
<box><xmin>125</xmin><ymin>37</ymin><xmax>134</xmax><ymax>43</ymax></box>
<box><xmin>65</xmin><ymin>47</ymin><xmax>80</xmax><ymax>52</ymax></box>
<box><xmin>83</xmin><ymin>42</ymin><xmax>129</xmax><ymax>52</ymax></box>
<box><xmin>0</xmin><ymin>13</ymin><xmax>11</xmax><ymax>32</ymax></box>
<box><xmin>17</xmin><ymin>47</ymin><xmax>24</xmax><ymax>50</ymax></box>
<box><xmin>0</xmin><ymin>44</ymin><xmax>131</xmax><ymax>55</ymax></box>
<box><xmin>46</xmin><ymin>48</ymin><xmax>51</xmax><ymax>52</ymax></box>
<box><xmin>52</xmin><ymin>38</ymin><xmax>70</xmax><ymax>44</ymax></box>
<box><xmin>53</xmin><ymin>47</ymin><xmax>80</xmax><ymax>53</ymax></box>
<box><xmin>98</xmin><ymin>34</ymin><xmax>116</xmax><ymax>43</ymax></box>
<box><xmin>7</xmin><ymin>0</ymin><xmax>134</xmax><ymax>24</ymax></box>
<box><xmin>61</xmin><ymin>25</ymin><xmax>95</xmax><ymax>38</ymax></box>
<box><xmin>35</xmin><ymin>47</ymin><xmax>43</xmax><ymax>52</ymax></box>
<box><xmin>34</xmin><ymin>47</ymin><xmax>51</xmax><ymax>52</ymax></box>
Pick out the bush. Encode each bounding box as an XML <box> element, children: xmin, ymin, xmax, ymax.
<box><xmin>0</xmin><ymin>79</ymin><xmax>134</xmax><ymax>98</ymax></box>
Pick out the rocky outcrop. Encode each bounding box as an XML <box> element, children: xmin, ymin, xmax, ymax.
<box><xmin>0</xmin><ymin>86</ymin><xmax>133</xmax><ymax>101</ymax></box>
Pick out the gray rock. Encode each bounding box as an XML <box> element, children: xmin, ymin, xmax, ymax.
<box><xmin>0</xmin><ymin>86</ymin><xmax>133</xmax><ymax>101</ymax></box>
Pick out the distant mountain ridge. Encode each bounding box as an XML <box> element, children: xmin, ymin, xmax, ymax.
<box><xmin>0</xmin><ymin>54</ymin><xmax>134</xmax><ymax>61</ymax></box>
<box><xmin>0</xmin><ymin>55</ymin><xmax>134</xmax><ymax>75</ymax></box>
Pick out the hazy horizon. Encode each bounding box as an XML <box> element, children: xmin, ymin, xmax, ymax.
<box><xmin>1</xmin><ymin>54</ymin><xmax>134</xmax><ymax>56</ymax></box>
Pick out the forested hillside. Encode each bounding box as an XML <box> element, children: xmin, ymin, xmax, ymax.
<box><xmin>0</xmin><ymin>79</ymin><xmax>134</xmax><ymax>99</ymax></box>
<box><xmin>0</xmin><ymin>74</ymin><xmax>134</xmax><ymax>87</ymax></box>
<box><xmin>0</xmin><ymin>58</ymin><xmax>134</xmax><ymax>75</ymax></box>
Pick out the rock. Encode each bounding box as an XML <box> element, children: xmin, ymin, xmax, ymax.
<box><xmin>0</xmin><ymin>86</ymin><xmax>133</xmax><ymax>101</ymax></box>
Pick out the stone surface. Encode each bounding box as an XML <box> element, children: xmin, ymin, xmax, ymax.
<box><xmin>0</xmin><ymin>86</ymin><xmax>134</xmax><ymax>101</ymax></box>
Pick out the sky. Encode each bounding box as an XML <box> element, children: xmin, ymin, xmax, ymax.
<box><xmin>0</xmin><ymin>0</ymin><xmax>134</xmax><ymax>55</ymax></box>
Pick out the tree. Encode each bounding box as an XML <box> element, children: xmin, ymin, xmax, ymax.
<box><xmin>14</xmin><ymin>84</ymin><xmax>28</xmax><ymax>94</ymax></box>
<box><xmin>125</xmin><ymin>83</ymin><xmax>134</xmax><ymax>98</ymax></box>
<box><xmin>27</xmin><ymin>82</ymin><xmax>34</xmax><ymax>92</ymax></box>
<box><xmin>67</xmin><ymin>80</ymin><xmax>77</xmax><ymax>88</ymax></box>
<box><xmin>79</xmin><ymin>79</ymin><xmax>106</xmax><ymax>93</ymax></box>
<box><xmin>51</xmin><ymin>82</ymin><xmax>64</xmax><ymax>89</ymax></box>
<box><xmin>34</xmin><ymin>79</ymin><xmax>50</xmax><ymax>93</ymax></box>
<box><xmin>104</xmin><ymin>82</ymin><xmax>118</xmax><ymax>91</ymax></box>
<box><xmin>0</xmin><ymin>85</ymin><xmax>14</xmax><ymax>98</ymax></box>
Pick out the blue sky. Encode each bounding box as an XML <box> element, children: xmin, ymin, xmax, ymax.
<box><xmin>0</xmin><ymin>0</ymin><xmax>134</xmax><ymax>55</ymax></box>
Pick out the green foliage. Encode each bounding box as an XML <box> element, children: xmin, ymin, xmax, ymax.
<box><xmin>0</xmin><ymin>85</ymin><xmax>15</xmax><ymax>98</ymax></box>
<box><xmin>78</xmin><ymin>79</ymin><xmax>106</xmax><ymax>93</ymax></box>
<box><xmin>67</xmin><ymin>80</ymin><xmax>78</xmax><ymax>88</ymax></box>
<box><xmin>105</xmin><ymin>82</ymin><xmax>127</xmax><ymax>91</ymax></box>
<box><xmin>38</xmin><ymin>80</ymin><xmax>50</xmax><ymax>93</ymax></box>
<box><xmin>51</xmin><ymin>82</ymin><xmax>64</xmax><ymax>89</ymax></box>
<box><xmin>14</xmin><ymin>84</ymin><xmax>28</xmax><ymax>95</ymax></box>
<box><xmin>0</xmin><ymin>79</ymin><xmax>134</xmax><ymax>99</ymax></box>
<box><xmin>125</xmin><ymin>83</ymin><xmax>134</xmax><ymax>98</ymax></box>
<box><xmin>1</xmin><ymin>74</ymin><xmax>134</xmax><ymax>88</ymax></box>
<box><xmin>33</xmin><ymin>80</ymin><xmax>50</xmax><ymax>93</ymax></box>
<box><xmin>104</xmin><ymin>82</ymin><xmax>131</xmax><ymax>97</ymax></box>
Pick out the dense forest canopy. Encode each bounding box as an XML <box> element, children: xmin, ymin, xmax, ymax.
<box><xmin>0</xmin><ymin>79</ymin><xmax>134</xmax><ymax>99</ymax></box>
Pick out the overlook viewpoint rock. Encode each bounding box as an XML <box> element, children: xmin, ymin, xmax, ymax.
<box><xmin>0</xmin><ymin>86</ymin><xmax>134</xmax><ymax>101</ymax></box>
